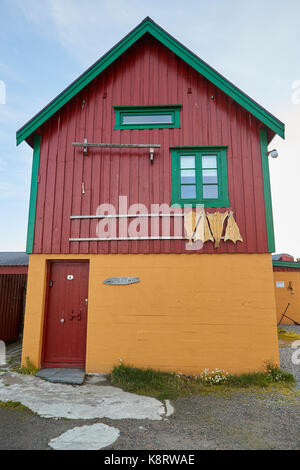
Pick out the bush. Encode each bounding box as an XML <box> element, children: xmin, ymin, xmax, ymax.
<box><xmin>265</xmin><ymin>360</ymin><xmax>295</xmax><ymax>384</ymax></box>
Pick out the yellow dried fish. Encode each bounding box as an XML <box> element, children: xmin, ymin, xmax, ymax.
<box><xmin>184</xmin><ymin>211</ymin><xmax>202</xmax><ymax>244</ymax></box>
<box><xmin>193</xmin><ymin>211</ymin><xmax>214</xmax><ymax>243</ymax></box>
<box><xmin>224</xmin><ymin>210</ymin><xmax>243</xmax><ymax>244</ymax></box>
<box><xmin>206</xmin><ymin>211</ymin><xmax>228</xmax><ymax>248</ymax></box>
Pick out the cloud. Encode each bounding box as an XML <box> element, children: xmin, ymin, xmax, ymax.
<box><xmin>11</xmin><ymin>0</ymin><xmax>145</xmax><ymax>66</ymax></box>
<box><xmin>0</xmin><ymin>158</ymin><xmax>7</xmax><ymax>172</ymax></box>
<box><xmin>0</xmin><ymin>105</ymin><xmax>27</xmax><ymax>125</ymax></box>
<box><xmin>0</xmin><ymin>62</ymin><xmax>25</xmax><ymax>83</ymax></box>
<box><xmin>0</xmin><ymin>181</ymin><xmax>22</xmax><ymax>199</ymax></box>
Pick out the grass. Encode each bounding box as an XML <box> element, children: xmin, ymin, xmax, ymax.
<box><xmin>0</xmin><ymin>401</ymin><xmax>31</xmax><ymax>412</ymax></box>
<box><xmin>10</xmin><ymin>357</ymin><xmax>39</xmax><ymax>376</ymax></box>
<box><xmin>278</xmin><ymin>328</ymin><xmax>300</xmax><ymax>342</ymax></box>
<box><xmin>111</xmin><ymin>363</ymin><xmax>296</xmax><ymax>400</ymax></box>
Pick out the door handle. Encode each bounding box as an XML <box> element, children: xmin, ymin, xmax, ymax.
<box><xmin>69</xmin><ymin>309</ymin><xmax>81</xmax><ymax>321</ymax></box>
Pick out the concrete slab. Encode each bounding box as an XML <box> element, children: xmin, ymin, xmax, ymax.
<box><xmin>0</xmin><ymin>371</ymin><xmax>166</xmax><ymax>420</ymax></box>
<box><xmin>36</xmin><ymin>368</ymin><xmax>85</xmax><ymax>385</ymax></box>
<box><xmin>48</xmin><ymin>423</ymin><xmax>120</xmax><ymax>450</ymax></box>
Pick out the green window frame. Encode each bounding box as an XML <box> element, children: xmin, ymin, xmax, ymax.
<box><xmin>171</xmin><ymin>147</ymin><xmax>230</xmax><ymax>207</ymax></box>
<box><xmin>114</xmin><ymin>105</ymin><xmax>181</xmax><ymax>130</ymax></box>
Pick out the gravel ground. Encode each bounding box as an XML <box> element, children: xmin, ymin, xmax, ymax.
<box><xmin>279</xmin><ymin>325</ymin><xmax>300</xmax><ymax>388</ymax></box>
<box><xmin>279</xmin><ymin>325</ymin><xmax>300</xmax><ymax>333</ymax></box>
<box><xmin>0</xmin><ymin>334</ymin><xmax>299</xmax><ymax>450</ymax></box>
<box><xmin>0</xmin><ymin>386</ymin><xmax>299</xmax><ymax>450</ymax></box>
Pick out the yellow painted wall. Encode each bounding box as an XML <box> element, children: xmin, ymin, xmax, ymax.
<box><xmin>22</xmin><ymin>253</ymin><xmax>279</xmax><ymax>375</ymax></box>
<box><xmin>273</xmin><ymin>270</ymin><xmax>300</xmax><ymax>324</ymax></box>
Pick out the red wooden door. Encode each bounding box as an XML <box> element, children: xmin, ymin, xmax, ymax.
<box><xmin>42</xmin><ymin>261</ymin><xmax>89</xmax><ymax>368</ymax></box>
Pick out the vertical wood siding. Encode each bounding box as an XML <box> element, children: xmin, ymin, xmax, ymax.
<box><xmin>273</xmin><ymin>267</ymin><xmax>300</xmax><ymax>272</ymax></box>
<box><xmin>0</xmin><ymin>274</ymin><xmax>27</xmax><ymax>343</ymax></box>
<box><xmin>33</xmin><ymin>35</ymin><xmax>268</xmax><ymax>254</ymax></box>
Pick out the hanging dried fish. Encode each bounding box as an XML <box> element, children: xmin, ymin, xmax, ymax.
<box><xmin>193</xmin><ymin>211</ymin><xmax>214</xmax><ymax>243</ymax></box>
<box><xmin>224</xmin><ymin>210</ymin><xmax>243</xmax><ymax>244</ymax></box>
<box><xmin>184</xmin><ymin>211</ymin><xmax>202</xmax><ymax>244</ymax></box>
<box><xmin>184</xmin><ymin>212</ymin><xmax>195</xmax><ymax>244</ymax></box>
<box><xmin>206</xmin><ymin>211</ymin><xmax>228</xmax><ymax>248</ymax></box>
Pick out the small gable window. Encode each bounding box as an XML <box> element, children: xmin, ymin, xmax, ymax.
<box><xmin>114</xmin><ymin>105</ymin><xmax>181</xmax><ymax>129</ymax></box>
<box><xmin>171</xmin><ymin>147</ymin><xmax>230</xmax><ymax>207</ymax></box>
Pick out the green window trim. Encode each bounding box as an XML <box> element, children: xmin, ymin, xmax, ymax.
<box><xmin>113</xmin><ymin>105</ymin><xmax>181</xmax><ymax>130</ymax></box>
<box><xmin>26</xmin><ymin>134</ymin><xmax>41</xmax><ymax>254</ymax></box>
<box><xmin>260</xmin><ymin>128</ymin><xmax>275</xmax><ymax>253</ymax></box>
<box><xmin>171</xmin><ymin>146</ymin><xmax>230</xmax><ymax>207</ymax></box>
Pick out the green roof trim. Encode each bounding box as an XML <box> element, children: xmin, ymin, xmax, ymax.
<box><xmin>260</xmin><ymin>128</ymin><xmax>276</xmax><ymax>253</ymax></box>
<box><xmin>26</xmin><ymin>134</ymin><xmax>41</xmax><ymax>254</ymax></box>
<box><xmin>16</xmin><ymin>17</ymin><xmax>285</xmax><ymax>145</ymax></box>
<box><xmin>273</xmin><ymin>261</ymin><xmax>300</xmax><ymax>269</ymax></box>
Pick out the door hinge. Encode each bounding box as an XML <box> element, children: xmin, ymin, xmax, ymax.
<box><xmin>49</xmin><ymin>280</ymin><xmax>53</xmax><ymax>287</ymax></box>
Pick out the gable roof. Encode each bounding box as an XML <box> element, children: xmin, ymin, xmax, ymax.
<box><xmin>16</xmin><ymin>17</ymin><xmax>285</xmax><ymax>146</ymax></box>
<box><xmin>272</xmin><ymin>253</ymin><xmax>294</xmax><ymax>261</ymax></box>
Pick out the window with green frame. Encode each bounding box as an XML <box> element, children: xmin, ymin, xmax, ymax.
<box><xmin>171</xmin><ymin>147</ymin><xmax>230</xmax><ymax>207</ymax></box>
<box><xmin>114</xmin><ymin>105</ymin><xmax>181</xmax><ymax>130</ymax></box>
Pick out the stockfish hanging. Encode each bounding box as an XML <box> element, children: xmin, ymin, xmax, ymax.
<box><xmin>206</xmin><ymin>211</ymin><xmax>228</xmax><ymax>248</ymax></box>
<box><xmin>224</xmin><ymin>210</ymin><xmax>243</xmax><ymax>244</ymax></box>
<box><xmin>193</xmin><ymin>211</ymin><xmax>214</xmax><ymax>243</ymax></box>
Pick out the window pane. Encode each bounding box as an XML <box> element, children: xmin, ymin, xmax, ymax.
<box><xmin>180</xmin><ymin>155</ymin><xmax>195</xmax><ymax>169</ymax></box>
<box><xmin>181</xmin><ymin>169</ymin><xmax>196</xmax><ymax>184</ymax></box>
<box><xmin>122</xmin><ymin>114</ymin><xmax>173</xmax><ymax>124</ymax></box>
<box><xmin>181</xmin><ymin>185</ymin><xmax>196</xmax><ymax>199</ymax></box>
<box><xmin>202</xmin><ymin>155</ymin><xmax>217</xmax><ymax>168</ymax></box>
<box><xmin>203</xmin><ymin>185</ymin><xmax>218</xmax><ymax>199</ymax></box>
<box><xmin>203</xmin><ymin>169</ymin><xmax>218</xmax><ymax>184</ymax></box>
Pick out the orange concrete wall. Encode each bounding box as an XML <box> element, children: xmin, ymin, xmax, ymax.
<box><xmin>22</xmin><ymin>253</ymin><xmax>279</xmax><ymax>375</ymax></box>
<box><xmin>273</xmin><ymin>271</ymin><xmax>300</xmax><ymax>325</ymax></box>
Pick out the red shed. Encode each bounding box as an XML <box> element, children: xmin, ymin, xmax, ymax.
<box><xmin>0</xmin><ymin>253</ymin><xmax>28</xmax><ymax>343</ymax></box>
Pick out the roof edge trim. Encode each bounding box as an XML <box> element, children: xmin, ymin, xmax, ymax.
<box><xmin>273</xmin><ymin>260</ymin><xmax>300</xmax><ymax>269</ymax></box>
<box><xmin>16</xmin><ymin>17</ymin><xmax>285</xmax><ymax>145</ymax></box>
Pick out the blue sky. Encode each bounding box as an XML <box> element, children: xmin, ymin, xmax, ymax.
<box><xmin>0</xmin><ymin>0</ymin><xmax>299</xmax><ymax>256</ymax></box>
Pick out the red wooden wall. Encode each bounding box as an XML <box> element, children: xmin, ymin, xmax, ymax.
<box><xmin>0</xmin><ymin>274</ymin><xmax>27</xmax><ymax>343</ymax></box>
<box><xmin>273</xmin><ymin>267</ymin><xmax>300</xmax><ymax>272</ymax></box>
<box><xmin>32</xmin><ymin>34</ymin><xmax>268</xmax><ymax>255</ymax></box>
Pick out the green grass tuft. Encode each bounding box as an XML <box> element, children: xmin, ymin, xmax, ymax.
<box><xmin>278</xmin><ymin>328</ymin><xmax>300</xmax><ymax>341</ymax></box>
<box><xmin>0</xmin><ymin>401</ymin><xmax>31</xmax><ymax>412</ymax></box>
<box><xmin>111</xmin><ymin>363</ymin><xmax>296</xmax><ymax>400</ymax></box>
<box><xmin>11</xmin><ymin>357</ymin><xmax>39</xmax><ymax>376</ymax></box>
<box><xmin>111</xmin><ymin>363</ymin><xmax>190</xmax><ymax>399</ymax></box>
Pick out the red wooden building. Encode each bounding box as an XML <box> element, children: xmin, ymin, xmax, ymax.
<box><xmin>17</xmin><ymin>18</ymin><xmax>284</xmax><ymax>374</ymax></box>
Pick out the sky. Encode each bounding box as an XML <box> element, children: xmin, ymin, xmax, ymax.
<box><xmin>0</xmin><ymin>0</ymin><xmax>299</xmax><ymax>257</ymax></box>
